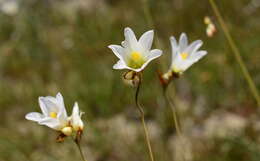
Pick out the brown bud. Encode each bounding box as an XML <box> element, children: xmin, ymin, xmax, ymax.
<box><xmin>122</xmin><ymin>71</ymin><xmax>141</xmax><ymax>87</ymax></box>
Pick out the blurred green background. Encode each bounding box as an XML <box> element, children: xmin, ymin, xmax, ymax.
<box><xmin>0</xmin><ymin>0</ymin><xmax>260</xmax><ymax>161</ymax></box>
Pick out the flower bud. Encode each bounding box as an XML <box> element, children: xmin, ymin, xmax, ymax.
<box><xmin>61</xmin><ymin>126</ymin><xmax>73</xmax><ymax>136</ymax></box>
<box><xmin>122</xmin><ymin>71</ymin><xmax>141</xmax><ymax>87</ymax></box>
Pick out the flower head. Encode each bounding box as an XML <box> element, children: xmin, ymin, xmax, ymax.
<box><xmin>169</xmin><ymin>33</ymin><xmax>207</xmax><ymax>74</ymax></box>
<box><xmin>25</xmin><ymin>93</ymin><xmax>69</xmax><ymax>132</ymax></box>
<box><xmin>108</xmin><ymin>27</ymin><xmax>162</xmax><ymax>72</ymax></box>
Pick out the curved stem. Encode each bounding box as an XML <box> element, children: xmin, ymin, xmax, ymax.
<box><xmin>135</xmin><ymin>81</ymin><xmax>155</xmax><ymax>161</ymax></box>
<box><xmin>209</xmin><ymin>0</ymin><xmax>260</xmax><ymax>107</ymax></box>
<box><xmin>75</xmin><ymin>140</ymin><xmax>88</xmax><ymax>161</ymax></box>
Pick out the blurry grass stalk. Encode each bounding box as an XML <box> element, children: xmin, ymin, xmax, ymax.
<box><xmin>135</xmin><ymin>74</ymin><xmax>155</xmax><ymax>161</ymax></box>
<box><xmin>75</xmin><ymin>139</ymin><xmax>88</xmax><ymax>161</ymax></box>
<box><xmin>209</xmin><ymin>0</ymin><xmax>260</xmax><ymax>107</ymax></box>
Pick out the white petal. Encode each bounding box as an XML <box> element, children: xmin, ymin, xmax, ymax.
<box><xmin>41</xmin><ymin>97</ymin><xmax>59</xmax><ymax>113</ymax></box>
<box><xmin>184</xmin><ymin>40</ymin><xmax>203</xmax><ymax>56</ymax></box>
<box><xmin>25</xmin><ymin>112</ymin><xmax>44</xmax><ymax>122</ymax></box>
<box><xmin>38</xmin><ymin>97</ymin><xmax>49</xmax><ymax>116</ymax></box>
<box><xmin>178</xmin><ymin>60</ymin><xmax>194</xmax><ymax>72</ymax></box>
<box><xmin>190</xmin><ymin>50</ymin><xmax>207</xmax><ymax>62</ymax></box>
<box><xmin>56</xmin><ymin>93</ymin><xmax>67</xmax><ymax>118</ymax></box>
<box><xmin>108</xmin><ymin>45</ymin><xmax>125</xmax><ymax>60</ymax></box>
<box><xmin>124</xmin><ymin>27</ymin><xmax>138</xmax><ymax>50</ymax></box>
<box><xmin>170</xmin><ymin>36</ymin><xmax>178</xmax><ymax>61</ymax></box>
<box><xmin>139</xmin><ymin>30</ymin><xmax>154</xmax><ymax>50</ymax></box>
<box><xmin>39</xmin><ymin>118</ymin><xmax>61</xmax><ymax>130</ymax></box>
<box><xmin>71</xmin><ymin>102</ymin><xmax>84</xmax><ymax>131</ymax></box>
<box><xmin>179</xmin><ymin>33</ymin><xmax>188</xmax><ymax>52</ymax></box>
<box><xmin>55</xmin><ymin>93</ymin><xmax>68</xmax><ymax>123</ymax></box>
<box><xmin>113</xmin><ymin>60</ymin><xmax>128</xmax><ymax>70</ymax></box>
<box><xmin>72</xmin><ymin>102</ymin><xmax>79</xmax><ymax>117</ymax></box>
<box><xmin>137</xmin><ymin>49</ymin><xmax>162</xmax><ymax>72</ymax></box>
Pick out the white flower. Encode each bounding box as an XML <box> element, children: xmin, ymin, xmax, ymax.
<box><xmin>69</xmin><ymin>102</ymin><xmax>84</xmax><ymax>132</ymax></box>
<box><xmin>108</xmin><ymin>27</ymin><xmax>162</xmax><ymax>72</ymax></box>
<box><xmin>25</xmin><ymin>93</ymin><xmax>69</xmax><ymax>132</ymax></box>
<box><xmin>169</xmin><ymin>33</ymin><xmax>207</xmax><ymax>74</ymax></box>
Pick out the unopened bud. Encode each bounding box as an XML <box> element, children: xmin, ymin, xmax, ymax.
<box><xmin>61</xmin><ymin>126</ymin><xmax>73</xmax><ymax>136</ymax></box>
<box><xmin>122</xmin><ymin>71</ymin><xmax>141</xmax><ymax>87</ymax></box>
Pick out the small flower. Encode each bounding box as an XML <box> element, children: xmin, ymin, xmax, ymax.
<box><xmin>69</xmin><ymin>102</ymin><xmax>84</xmax><ymax>132</ymax></box>
<box><xmin>108</xmin><ymin>27</ymin><xmax>162</xmax><ymax>72</ymax></box>
<box><xmin>169</xmin><ymin>33</ymin><xmax>207</xmax><ymax>75</ymax></box>
<box><xmin>25</xmin><ymin>93</ymin><xmax>71</xmax><ymax>136</ymax></box>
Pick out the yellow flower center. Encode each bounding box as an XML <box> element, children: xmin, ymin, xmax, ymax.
<box><xmin>180</xmin><ymin>52</ymin><xmax>188</xmax><ymax>60</ymax></box>
<box><xmin>128</xmin><ymin>51</ymin><xmax>145</xmax><ymax>69</ymax></box>
<box><xmin>131</xmin><ymin>52</ymin><xmax>142</xmax><ymax>61</ymax></box>
<box><xmin>49</xmin><ymin>112</ymin><xmax>57</xmax><ymax>118</ymax></box>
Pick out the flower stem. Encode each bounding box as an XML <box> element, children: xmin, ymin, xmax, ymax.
<box><xmin>163</xmin><ymin>86</ymin><xmax>186</xmax><ymax>161</ymax></box>
<box><xmin>163</xmin><ymin>88</ymin><xmax>182</xmax><ymax>138</ymax></box>
<box><xmin>74</xmin><ymin>139</ymin><xmax>88</xmax><ymax>161</ymax></box>
<box><xmin>135</xmin><ymin>79</ymin><xmax>155</xmax><ymax>161</ymax></box>
<box><xmin>209</xmin><ymin>0</ymin><xmax>260</xmax><ymax>107</ymax></box>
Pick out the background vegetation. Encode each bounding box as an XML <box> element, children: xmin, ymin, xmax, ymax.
<box><xmin>0</xmin><ymin>0</ymin><xmax>260</xmax><ymax>161</ymax></box>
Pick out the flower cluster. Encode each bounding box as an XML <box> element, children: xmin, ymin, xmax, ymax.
<box><xmin>108</xmin><ymin>27</ymin><xmax>208</xmax><ymax>87</ymax></box>
<box><xmin>25</xmin><ymin>93</ymin><xmax>84</xmax><ymax>140</ymax></box>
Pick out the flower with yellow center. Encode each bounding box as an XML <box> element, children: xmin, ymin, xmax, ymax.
<box><xmin>169</xmin><ymin>33</ymin><xmax>207</xmax><ymax>74</ymax></box>
<box><xmin>108</xmin><ymin>27</ymin><xmax>162</xmax><ymax>72</ymax></box>
<box><xmin>25</xmin><ymin>93</ymin><xmax>70</xmax><ymax>135</ymax></box>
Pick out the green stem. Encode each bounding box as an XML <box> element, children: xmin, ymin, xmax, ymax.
<box><xmin>163</xmin><ymin>86</ymin><xmax>186</xmax><ymax>161</ymax></box>
<box><xmin>163</xmin><ymin>88</ymin><xmax>182</xmax><ymax>138</ymax></box>
<box><xmin>209</xmin><ymin>0</ymin><xmax>260</xmax><ymax>107</ymax></box>
<box><xmin>135</xmin><ymin>80</ymin><xmax>155</xmax><ymax>161</ymax></box>
<box><xmin>75</xmin><ymin>140</ymin><xmax>88</xmax><ymax>161</ymax></box>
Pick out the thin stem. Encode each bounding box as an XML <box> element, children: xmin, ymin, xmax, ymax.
<box><xmin>135</xmin><ymin>81</ymin><xmax>155</xmax><ymax>161</ymax></box>
<box><xmin>75</xmin><ymin>140</ymin><xmax>88</xmax><ymax>161</ymax></box>
<box><xmin>163</xmin><ymin>87</ymin><xmax>185</xmax><ymax>161</ymax></box>
<box><xmin>209</xmin><ymin>0</ymin><xmax>260</xmax><ymax>107</ymax></box>
<box><xmin>163</xmin><ymin>88</ymin><xmax>182</xmax><ymax>138</ymax></box>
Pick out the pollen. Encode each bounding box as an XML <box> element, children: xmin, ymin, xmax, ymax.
<box><xmin>131</xmin><ymin>52</ymin><xmax>142</xmax><ymax>61</ymax></box>
<box><xmin>49</xmin><ymin>112</ymin><xmax>57</xmax><ymax>118</ymax></box>
<box><xmin>180</xmin><ymin>52</ymin><xmax>188</xmax><ymax>60</ymax></box>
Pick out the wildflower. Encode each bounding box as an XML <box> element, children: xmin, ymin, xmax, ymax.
<box><xmin>168</xmin><ymin>33</ymin><xmax>207</xmax><ymax>75</ymax></box>
<box><xmin>25</xmin><ymin>93</ymin><xmax>72</xmax><ymax>136</ymax></box>
<box><xmin>108</xmin><ymin>27</ymin><xmax>162</xmax><ymax>73</ymax></box>
<box><xmin>159</xmin><ymin>33</ymin><xmax>207</xmax><ymax>87</ymax></box>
